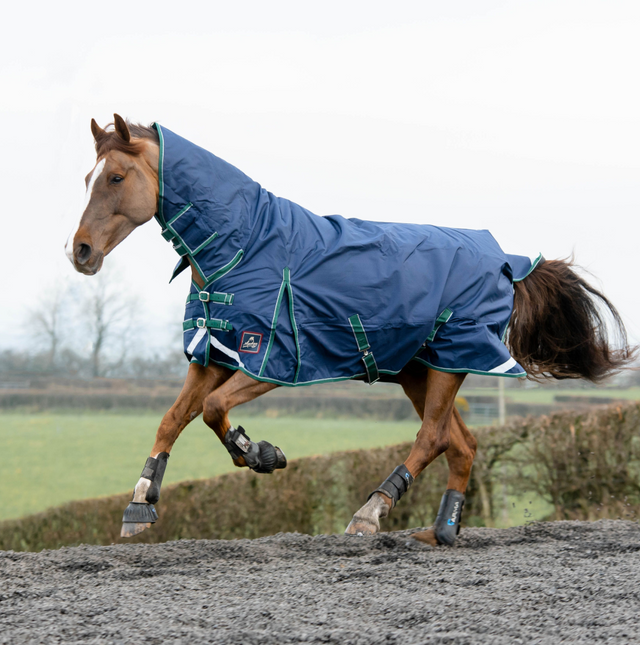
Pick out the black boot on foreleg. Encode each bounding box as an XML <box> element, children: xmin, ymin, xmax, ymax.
<box><xmin>121</xmin><ymin>452</ymin><xmax>169</xmax><ymax>538</ymax></box>
<box><xmin>224</xmin><ymin>425</ymin><xmax>287</xmax><ymax>473</ymax></box>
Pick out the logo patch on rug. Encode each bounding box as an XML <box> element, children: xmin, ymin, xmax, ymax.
<box><xmin>239</xmin><ymin>331</ymin><xmax>263</xmax><ymax>354</ymax></box>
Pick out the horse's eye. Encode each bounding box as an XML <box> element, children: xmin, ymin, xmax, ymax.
<box><xmin>111</xmin><ymin>176</ymin><xmax>124</xmax><ymax>184</ymax></box>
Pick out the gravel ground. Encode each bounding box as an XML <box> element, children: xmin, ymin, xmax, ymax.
<box><xmin>1</xmin><ymin>520</ymin><xmax>639</xmax><ymax>644</ymax></box>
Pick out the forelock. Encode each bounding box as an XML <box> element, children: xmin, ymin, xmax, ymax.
<box><xmin>95</xmin><ymin>122</ymin><xmax>159</xmax><ymax>158</ymax></box>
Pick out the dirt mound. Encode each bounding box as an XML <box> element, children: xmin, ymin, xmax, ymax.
<box><xmin>1</xmin><ymin>520</ymin><xmax>639</xmax><ymax>644</ymax></box>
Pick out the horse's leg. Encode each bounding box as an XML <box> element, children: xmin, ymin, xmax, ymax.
<box><xmin>345</xmin><ymin>368</ymin><xmax>466</xmax><ymax>538</ymax></box>
<box><xmin>394</xmin><ymin>367</ymin><xmax>478</xmax><ymax>545</ymax></box>
<box><xmin>122</xmin><ymin>363</ymin><xmax>232</xmax><ymax>537</ymax></box>
<box><xmin>411</xmin><ymin>408</ymin><xmax>477</xmax><ymax>545</ymax></box>
<box><xmin>201</xmin><ymin>371</ymin><xmax>287</xmax><ymax>473</ymax></box>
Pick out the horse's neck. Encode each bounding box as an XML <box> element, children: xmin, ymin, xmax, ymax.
<box><xmin>140</xmin><ymin>141</ymin><xmax>160</xmax><ymax>197</ymax></box>
<box><xmin>138</xmin><ymin>140</ymin><xmax>205</xmax><ymax>286</ymax></box>
<box><xmin>190</xmin><ymin>263</ymin><xmax>205</xmax><ymax>289</ymax></box>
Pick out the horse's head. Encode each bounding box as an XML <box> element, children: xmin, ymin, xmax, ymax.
<box><xmin>65</xmin><ymin>114</ymin><xmax>159</xmax><ymax>275</ymax></box>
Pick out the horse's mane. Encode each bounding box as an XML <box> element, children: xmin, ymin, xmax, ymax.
<box><xmin>95</xmin><ymin>122</ymin><xmax>159</xmax><ymax>158</ymax></box>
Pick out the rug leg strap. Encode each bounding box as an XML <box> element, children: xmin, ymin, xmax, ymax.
<box><xmin>368</xmin><ymin>464</ymin><xmax>414</xmax><ymax>508</ymax></box>
<box><xmin>224</xmin><ymin>425</ymin><xmax>287</xmax><ymax>474</ymax></box>
<box><xmin>434</xmin><ymin>489</ymin><xmax>465</xmax><ymax>546</ymax></box>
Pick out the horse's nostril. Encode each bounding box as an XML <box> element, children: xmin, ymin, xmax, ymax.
<box><xmin>76</xmin><ymin>243</ymin><xmax>92</xmax><ymax>265</ymax></box>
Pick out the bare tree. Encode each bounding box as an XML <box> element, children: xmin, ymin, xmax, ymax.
<box><xmin>27</xmin><ymin>282</ymin><xmax>68</xmax><ymax>369</ymax></box>
<box><xmin>80</xmin><ymin>269</ymin><xmax>138</xmax><ymax>377</ymax></box>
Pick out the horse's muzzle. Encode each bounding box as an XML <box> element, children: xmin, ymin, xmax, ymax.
<box><xmin>74</xmin><ymin>247</ymin><xmax>104</xmax><ymax>275</ymax></box>
<box><xmin>75</xmin><ymin>242</ymin><xmax>92</xmax><ymax>265</ymax></box>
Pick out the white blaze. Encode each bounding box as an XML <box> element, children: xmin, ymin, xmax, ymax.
<box><xmin>65</xmin><ymin>158</ymin><xmax>106</xmax><ymax>263</ymax></box>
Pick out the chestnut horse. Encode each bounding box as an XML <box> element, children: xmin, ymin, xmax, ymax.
<box><xmin>66</xmin><ymin>115</ymin><xmax>633</xmax><ymax>544</ymax></box>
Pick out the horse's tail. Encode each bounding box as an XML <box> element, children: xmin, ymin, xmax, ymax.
<box><xmin>508</xmin><ymin>258</ymin><xmax>635</xmax><ymax>382</ymax></box>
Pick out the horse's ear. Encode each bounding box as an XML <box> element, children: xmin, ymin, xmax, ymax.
<box><xmin>113</xmin><ymin>114</ymin><xmax>131</xmax><ymax>142</ymax></box>
<box><xmin>91</xmin><ymin>118</ymin><xmax>106</xmax><ymax>142</ymax></box>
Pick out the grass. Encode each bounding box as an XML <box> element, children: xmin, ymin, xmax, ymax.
<box><xmin>0</xmin><ymin>411</ymin><xmax>421</xmax><ymax>522</ymax></box>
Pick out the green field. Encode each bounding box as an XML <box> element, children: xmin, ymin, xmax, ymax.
<box><xmin>1</xmin><ymin>412</ymin><xmax>422</xmax><ymax>522</ymax></box>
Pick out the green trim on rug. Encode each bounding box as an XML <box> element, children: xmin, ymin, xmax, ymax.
<box><xmin>283</xmin><ymin>267</ymin><xmax>302</xmax><ymax>384</ymax></box>
<box><xmin>513</xmin><ymin>253</ymin><xmax>544</xmax><ymax>282</ymax></box>
<box><xmin>259</xmin><ymin>272</ymin><xmax>288</xmax><ymax>377</ymax></box>
<box><xmin>411</xmin><ymin>356</ymin><xmax>525</xmax><ymax>378</ymax></box>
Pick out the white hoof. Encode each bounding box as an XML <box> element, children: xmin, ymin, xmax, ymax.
<box><xmin>344</xmin><ymin>493</ymin><xmax>390</xmax><ymax>536</ymax></box>
<box><xmin>120</xmin><ymin>522</ymin><xmax>151</xmax><ymax>538</ymax></box>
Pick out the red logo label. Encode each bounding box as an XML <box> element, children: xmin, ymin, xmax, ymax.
<box><xmin>239</xmin><ymin>331</ymin><xmax>263</xmax><ymax>354</ymax></box>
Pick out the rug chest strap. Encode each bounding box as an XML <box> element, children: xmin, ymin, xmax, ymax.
<box><xmin>186</xmin><ymin>291</ymin><xmax>234</xmax><ymax>305</ymax></box>
<box><xmin>183</xmin><ymin>318</ymin><xmax>233</xmax><ymax>332</ymax></box>
<box><xmin>348</xmin><ymin>314</ymin><xmax>380</xmax><ymax>384</ymax></box>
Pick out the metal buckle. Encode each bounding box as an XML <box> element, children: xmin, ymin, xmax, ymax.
<box><xmin>196</xmin><ymin>318</ymin><xmax>206</xmax><ymax>329</ymax></box>
<box><xmin>198</xmin><ymin>292</ymin><xmax>210</xmax><ymax>302</ymax></box>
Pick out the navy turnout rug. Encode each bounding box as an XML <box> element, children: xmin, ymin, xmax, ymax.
<box><xmin>154</xmin><ymin>125</ymin><xmax>542</xmax><ymax>386</ymax></box>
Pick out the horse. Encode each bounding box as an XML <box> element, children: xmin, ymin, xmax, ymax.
<box><xmin>66</xmin><ymin>114</ymin><xmax>634</xmax><ymax>545</ymax></box>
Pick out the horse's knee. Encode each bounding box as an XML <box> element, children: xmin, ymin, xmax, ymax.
<box><xmin>453</xmin><ymin>439</ymin><xmax>476</xmax><ymax>471</ymax></box>
<box><xmin>202</xmin><ymin>391</ymin><xmax>226</xmax><ymax>428</ymax></box>
<box><xmin>410</xmin><ymin>432</ymin><xmax>450</xmax><ymax>472</ymax></box>
<box><xmin>435</xmin><ymin>435</ymin><xmax>451</xmax><ymax>455</ymax></box>
<box><xmin>417</xmin><ymin>433</ymin><xmax>449</xmax><ymax>458</ymax></box>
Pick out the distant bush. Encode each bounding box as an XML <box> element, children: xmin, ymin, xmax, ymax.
<box><xmin>505</xmin><ymin>403</ymin><xmax>640</xmax><ymax>521</ymax></box>
<box><xmin>0</xmin><ymin>402</ymin><xmax>638</xmax><ymax>552</ymax></box>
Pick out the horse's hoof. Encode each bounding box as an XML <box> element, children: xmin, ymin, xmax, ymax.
<box><xmin>344</xmin><ymin>518</ymin><xmax>379</xmax><ymax>536</ymax></box>
<box><xmin>120</xmin><ymin>522</ymin><xmax>151</xmax><ymax>538</ymax></box>
<box><xmin>120</xmin><ymin>501</ymin><xmax>157</xmax><ymax>538</ymax></box>
<box><xmin>122</xmin><ymin>501</ymin><xmax>158</xmax><ymax>523</ymax></box>
<box><xmin>274</xmin><ymin>446</ymin><xmax>287</xmax><ymax>470</ymax></box>
<box><xmin>410</xmin><ymin>528</ymin><xmax>438</xmax><ymax>546</ymax></box>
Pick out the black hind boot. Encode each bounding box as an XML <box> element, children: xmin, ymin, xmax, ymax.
<box><xmin>433</xmin><ymin>489</ymin><xmax>465</xmax><ymax>546</ymax></box>
<box><xmin>224</xmin><ymin>426</ymin><xmax>287</xmax><ymax>474</ymax></box>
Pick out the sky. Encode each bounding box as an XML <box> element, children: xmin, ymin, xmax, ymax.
<box><xmin>1</xmin><ymin>0</ymin><xmax>639</xmax><ymax>356</ymax></box>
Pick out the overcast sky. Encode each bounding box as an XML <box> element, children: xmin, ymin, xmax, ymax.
<box><xmin>1</xmin><ymin>0</ymin><xmax>638</xmax><ymax>355</ymax></box>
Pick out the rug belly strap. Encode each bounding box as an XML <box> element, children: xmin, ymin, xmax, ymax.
<box><xmin>434</xmin><ymin>489</ymin><xmax>465</xmax><ymax>546</ymax></box>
